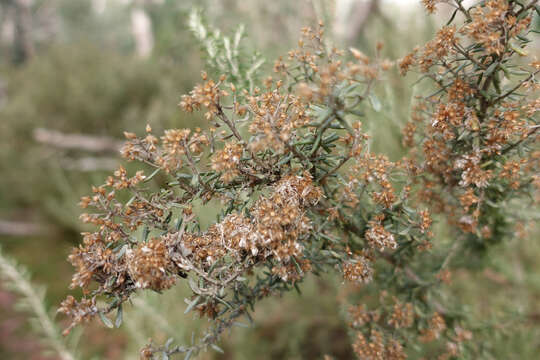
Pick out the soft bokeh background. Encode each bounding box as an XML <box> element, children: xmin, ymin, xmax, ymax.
<box><xmin>0</xmin><ymin>1</ymin><xmax>538</xmax><ymax>359</ymax></box>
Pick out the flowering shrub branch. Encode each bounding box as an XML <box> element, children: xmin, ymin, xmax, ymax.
<box><xmin>59</xmin><ymin>1</ymin><xmax>539</xmax><ymax>359</ymax></box>
<box><xmin>402</xmin><ymin>0</ymin><xmax>539</xmax><ymax>252</ymax></box>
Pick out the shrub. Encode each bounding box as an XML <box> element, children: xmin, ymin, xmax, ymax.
<box><xmin>60</xmin><ymin>1</ymin><xmax>539</xmax><ymax>359</ymax></box>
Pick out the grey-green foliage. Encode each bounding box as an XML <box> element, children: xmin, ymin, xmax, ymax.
<box><xmin>188</xmin><ymin>8</ymin><xmax>265</xmax><ymax>91</ymax></box>
<box><xmin>0</xmin><ymin>246</ymin><xmax>78</xmax><ymax>360</ymax></box>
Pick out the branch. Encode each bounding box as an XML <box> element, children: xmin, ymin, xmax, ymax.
<box><xmin>0</xmin><ymin>219</ymin><xmax>50</xmax><ymax>236</ymax></box>
<box><xmin>33</xmin><ymin>128</ymin><xmax>123</xmax><ymax>153</ymax></box>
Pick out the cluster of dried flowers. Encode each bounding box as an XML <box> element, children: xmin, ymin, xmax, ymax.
<box><xmin>402</xmin><ymin>0</ymin><xmax>539</xmax><ymax>249</ymax></box>
<box><xmin>60</xmin><ymin>1</ymin><xmax>538</xmax><ymax>359</ymax></box>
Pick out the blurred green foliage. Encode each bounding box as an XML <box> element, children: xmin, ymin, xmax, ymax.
<box><xmin>0</xmin><ymin>42</ymin><xmax>197</xmax><ymax>229</ymax></box>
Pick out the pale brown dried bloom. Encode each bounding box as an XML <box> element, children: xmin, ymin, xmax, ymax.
<box><xmin>349</xmin><ymin>304</ymin><xmax>380</xmax><ymax>327</ymax></box>
<box><xmin>388</xmin><ymin>300</ymin><xmax>415</xmax><ymax>329</ymax></box>
<box><xmin>365</xmin><ymin>217</ymin><xmax>397</xmax><ymax>251</ymax></box>
<box><xmin>352</xmin><ymin>330</ymin><xmax>385</xmax><ymax>360</ymax></box>
<box><xmin>343</xmin><ymin>255</ymin><xmax>373</xmax><ymax>284</ymax></box>
<box><xmin>58</xmin><ymin>296</ymin><xmax>97</xmax><ymax>335</ymax></box>
<box><xmin>211</xmin><ymin>142</ymin><xmax>244</xmax><ymax>183</ymax></box>
<box><xmin>421</xmin><ymin>0</ymin><xmax>450</xmax><ymax>14</ymax></box>
<box><xmin>127</xmin><ymin>238</ymin><xmax>176</xmax><ymax>290</ymax></box>
<box><xmin>419</xmin><ymin>312</ymin><xmax>447</xmax><ymax>342</ymax></box>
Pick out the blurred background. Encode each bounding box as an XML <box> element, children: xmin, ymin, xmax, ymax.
<box><xmin>0</xmin><ymin>1</ymin><xmax>538</xmax><ymax>359</ymax></box>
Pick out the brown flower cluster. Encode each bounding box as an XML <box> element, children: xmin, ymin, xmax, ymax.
<box><xmin>179</xmin><ymin>72</ymin><xmax>229</xmax><ymax>119</ymax></box>
<box><xmin>421</xmin><ymin>0</ymin><xmax>450</xmax><ymax>14</ymax></box>
<box><xmin>211</xmin><ymin>142</ymin><xmax>243</xmax><ymax>182</ymax></box>
<box><xmin>388</xmin><ymin>301</ymin><xmax>414</xmax><ymax>329</ymax></box>
<box><xmin>61</xmin><ymin>172</ymin><xmax>323</xmax><ymax>335</ymax></box>
<box><xmin>347</xmin><ymin>152</ymin><xmax>399</xmax><ymax>209</ymax></box>
<box><xmin>401</xmin><ymin>0</ymin><xmax>539</xmax><ymax>238</ymax></box>
<box><xmin>348</xmin><ymin>299</ymin><xmax>470</xmax><ymax>360</ymax></box>
<box><xmin>417</xmin><ymin>26</ymin><xmax>457</xmax><ymax>72</ymax></box>
<box><xmin>122</xmin><ymin>126</ymin><xmax>210</xmax><ymax>174</ymax></box>
<box><xmin>342</xmin><ymin>254</ymin><xmax>373</xmax><ymax>284</ymax></box>
<box><xmin>246</xmin><ymin>83</ymin><xmax>311</xmax><ymax>153</ymax></box>
<box><xmin>462</xmin><ymin>0</ymin><xmax>532</xmax><ymax>55</ymax></box>
<box><xmin>166</xmin><ymin>173</ymin><xmax>322</xmax><ymax>282</ymax></box>
<box><xmin>365</xmin><ymin>216</ymin><xmax>398</xmax><ymax>251</ymax></box>
<box><xmin>352</xmin><ymin>330</ymin><xmax>406</xmax><ymax>360</ymax></box>
<box><xmin>349</xmin><ymin>304</ymin><xmax>380</xmax><ymax>328</ymax></box>
<box><xmin>127</xmin><ymin>238</ymin><xmax>176</xmax><ymax>290</ymax></box>
<box><xmin>419</xmin><ymin>312</ymin><xmax>446</xmax><ymax>342</ymax></box>
<box><xmin>58</xmin><ymin>296</ymin><xmax>97</xmax><ymax>336</ymax></box>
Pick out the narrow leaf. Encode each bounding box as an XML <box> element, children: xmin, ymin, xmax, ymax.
<box><xmin>98</xmin><ymin>312</ymin><xmax>114</xmax><ymax>328</ymax></box>
<box><xmin>115</xmin><ymin>305</ymin><xmax>123</xmax><ymax>328</ymax></box>
<box><xmin>368</xmin><ymin>94</ymin><xmax>381</xmax><ymax>112</ymax></box>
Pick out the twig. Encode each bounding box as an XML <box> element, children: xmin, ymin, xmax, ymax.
<box><xmin>0</xmin><ymin>219</ymin><xmax>50</xmax><ymax>236</ymax></box>
<box><xmin>33</xmin><ymin>128</ymin><xmax>123</xmax><ymax>153</ymax></box>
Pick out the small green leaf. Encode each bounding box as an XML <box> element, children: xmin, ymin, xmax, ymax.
<box><xmin>144</xmin><ymin>168</ymin><xmax>161</xmax><ymax>183</ymax></box>
<box><xmin>215</xmin><ymin>296</ymin><xmax>233</xmax><ymax>310</ymax></box>
<box><xmin>211</xmin><ymin>344</ymin><xmax>224</xmax><ymax>353</ymax></box>
<box><xmin>176</xmin><ymin>173</ymin><xmax>193</xmax><ymax>179</ymax></box>
<box><xmin>368</xmin><ymin>94</ymin><xmax>381</xmax><ymax>112</ymax></box>
<box><xmin>175</xmin><ymin>217</ymin><xmax>184</xmax><ymax>231</ymax></box>
<box><xmin>115</xmin><ymin>305</ymin><xmax>123</xmax><ymax>328</ymax></box>
<box><xmin>500</xmin><ymin>64</ymin><xmax>511</xmax><ymax>79</ymax></box>
<box><xmin>184</xmin><ymin>296</ymin><xmax>201</xmax><ymax>314</ymax></box>
<box><xmin>142</xmin><ymin>226</ymin><xmax>150</xmax><ymax>242</ymax></box>
<box><xmin>125</xmin><ymin>195</ymin><xmax>136</xmax><ymax>208</ymax></box>
<box><xmin>188</xmin><ymin>278</ymin><xmax>200</xmax><ymax>293</ymax></box>
<box><xmin>98</xmin><ymin>312</ymin><xmax>114</xmax><ymax>328</ymax></box>
<box><xmin>446</xmin><ymin>8</ymin><xmax>458</xmax><ymax>26</ymax></box>
<box><xmin>484</xmin><ymin>61</ymin><xmax>498</xmax><ymax>77</ymax></box>
<box><xmin>233</xmin><ymin>322</ymin><xmax>250</xmax><ymax>328</ymax></box>
<box><xmin>277</xmin><ymin>153</ymin><xmax>293</xmax><ymax>166</ymax></box>
<box><xmin>510</xmin><ymin>43</ymin><xmax>527</xmax><ymax>56</ymax></box>
<box><xmin>115</xmin><ymin>245</ymin><xmax>127</xmax><ymax>259</ymax></box>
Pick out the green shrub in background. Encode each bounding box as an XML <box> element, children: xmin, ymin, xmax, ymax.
<box><xmin>0</xmin><ymin>42</ymin><xmax>197</xmax><ymax>229</ymax></box>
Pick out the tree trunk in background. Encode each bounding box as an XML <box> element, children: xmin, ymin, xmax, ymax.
<box><xmin>131</xmin><ymin>5</ymin><xmax>154</xmax><ymax>59</ymax></box>
<box><xmin>12</xmin><ymin>0</ymin><xmax>33</xmax><ymax>64</ymax></box>
<box><xmin>92</xmin><ymin>0</ymin><xmax>107</xmax><ymax>15</ymax></box>
<box><xmin>334</xmin><ymin>0</ymin><xmax>379</xmax><ymax>45</ymax></box>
